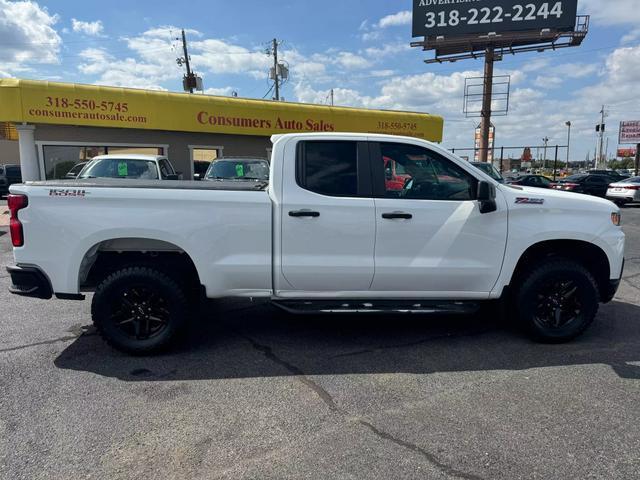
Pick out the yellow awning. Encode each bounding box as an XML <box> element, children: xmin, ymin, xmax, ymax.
<box><xmin>0</xmin><ymin>78</ymin><xmax>443</xmax><ymax>141</ymax></box>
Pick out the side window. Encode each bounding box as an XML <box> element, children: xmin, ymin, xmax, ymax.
<box><xmin>297</xmin><ymin>141</ymin><xmax>358</xmax><ymax>197</ymax></box>
<box><xmin>380</xmin><ymin>143</ymin><xmax>477</xmax><ymax>201</ymax></box>
<box><xmin>159</xmin><ymin>159</ymin><xmax>173</xmax><ymax>178</ymax></box>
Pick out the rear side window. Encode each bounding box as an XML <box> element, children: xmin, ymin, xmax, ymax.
<box><xmin>297</xmin><ymin>141</ymin><xmax>358</xmax><ymax>197</ymax></box>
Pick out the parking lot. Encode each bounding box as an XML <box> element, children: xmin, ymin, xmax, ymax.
<box><xmin>0</xmin><ymin>203</ymin><xmax>639</xmax><ymax>480</ymax></box>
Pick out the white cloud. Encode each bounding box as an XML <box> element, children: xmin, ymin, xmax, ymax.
<box><xmin>377</xmin><ymin>10</ymin><xmax>412</xmax><ymax>28</ymax></box>
<box><xmin>71</xmin><ymin>18</ymin><xmax>104</xmax><ymax>36</ymax></box>
<box><xmin>335</xmin><ymin>51</ymin><xmax>371</xmax><ymax>70</ymax></box>
<box><xmin>579</xmin><ymin>0</ymin><xmax>640</xmax><ymax>26</ymax></box>
<box><xmin>0</xmin><ymin>0</ymin><xmax>61</xmax><ymax>68</ymax></box>
<box><xmin>204</xmin><ymin>86</ymin><xmax>235</xmax><ymax>96</ymax></box>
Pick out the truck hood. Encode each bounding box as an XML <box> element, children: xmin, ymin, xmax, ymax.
<box><xmin>498</xmin><ymin>184</ymin><xmax>618</xmax><ymax>213</ymax></box>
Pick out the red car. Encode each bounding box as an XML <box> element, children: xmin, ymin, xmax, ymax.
<box><xmin>384</xmin><ymin>156</ymin><xmax>411</xmax><ymax>191</ymax></box>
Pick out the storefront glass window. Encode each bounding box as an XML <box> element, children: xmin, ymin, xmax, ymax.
<box><xmin>43</xmin><ymin>146</ymin><xmax>106</xmax><ymax>180</ymax></box>
<box><xmin>42</xmin><ymin>145</ymin><xmax>164</xmax><ymax>180</ymax></box>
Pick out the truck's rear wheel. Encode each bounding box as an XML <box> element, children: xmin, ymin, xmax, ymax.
<box><xmin>516</xmin><ymin>259</ymin><xmax>599</xmax><ymax>343</ymax></box>
<box><xmin>92</xmin><ymin>266</ymin><xmax>188</xmax><ymax>355</ymax></box>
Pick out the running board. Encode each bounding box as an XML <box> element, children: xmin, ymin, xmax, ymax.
<box><xmin>271</xmin><ymin>300</ymin><xmax>481</xmax><ymax>315</ymax></box>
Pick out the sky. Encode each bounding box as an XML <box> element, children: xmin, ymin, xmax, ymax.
<box><xmin>0</xmin><ymin>0</ymin><xmax>639</xmax><ymax>161</ymax></box>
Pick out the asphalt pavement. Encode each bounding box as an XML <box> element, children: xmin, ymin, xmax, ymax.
<box><xmin>1</xmin><ymin>205</ymin><xmax>639</xmax><ymax>479</ymax></box>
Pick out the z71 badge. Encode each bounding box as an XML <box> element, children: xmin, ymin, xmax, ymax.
<box><xmin>515</xmin><ymin>197</ymin><xmax>544</xmax><ymax>205</ymax></box>
<box><xmin>49</xmin><ymin>189</ymin><xmax>89</xmax><ymax>197</ymax></box>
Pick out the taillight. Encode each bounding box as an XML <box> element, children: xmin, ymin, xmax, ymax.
<box><xmin>625</xmin><ymin>185</ymin><xmax>640</xmax><ymax>190</ymax></box>
<box><xmin>8</xmin><ymin>194</ymin><xmax>28</xmax><ymax>247</ymax></box>
<box><xmin>562</xmin><ymin>183</ymin><xmax>578</xmax><ymax>190</ymax></box>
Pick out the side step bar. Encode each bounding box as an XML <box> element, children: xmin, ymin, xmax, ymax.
<box><xmin>271</xmin><ymin>300</ymin><xmax>481</xmax><ymax>315</ymax></box>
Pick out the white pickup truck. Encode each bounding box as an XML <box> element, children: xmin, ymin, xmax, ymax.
<box><xmin>7</xmin><ymin>133</ymin><xmax>625</xmax><ymax>354</ymax></box>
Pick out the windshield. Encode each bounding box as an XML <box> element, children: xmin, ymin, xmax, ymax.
<box><xmin>205</xmin><ymin>159</ymin><xmax>269</xmax><ymax>180</ymax></box>
<box><xmin>471</xmin><ymin>163</ymin><xmax>504</xmax><ymax>182</ymax></box>
<box><xmin>78</xmin><ymin>158</ymin><xmax>159</xmax><ymax>179</ymax></box>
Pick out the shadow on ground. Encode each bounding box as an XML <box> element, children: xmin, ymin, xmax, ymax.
<box><xmin>55</xmin><ymin>299</ymin><xmax>640</xmax><ymax>381</ymax></box>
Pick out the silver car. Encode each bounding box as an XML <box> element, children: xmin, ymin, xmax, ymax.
<box><xmin>606</xmin><ymin>176</ymin><xmax>640</xmax><ymax>205</ymax></box>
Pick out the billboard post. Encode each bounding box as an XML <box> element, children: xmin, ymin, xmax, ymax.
<box><xmin>411</xmin><ymin>0</ymin><xmax>587</xmax><ymax>163</ymax></box>
<box><xmin>479</xmin><ymin>47</ymin><xmax>495</xmax><ymax>163</ymax></box>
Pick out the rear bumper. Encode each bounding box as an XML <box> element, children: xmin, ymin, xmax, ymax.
<box><xmin>6</xmin><ymin>265</ymin><xmax>53</xmax><ymax>299</ymax></box>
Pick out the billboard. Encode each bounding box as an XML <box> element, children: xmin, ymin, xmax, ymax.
<box><xmin>617</xmin><ymin>148</ymin><xmax>637</xmax><ymax>158</ymax></box>
<box><xmin>619</xmin><ymin>121</ymin><xmax>640</xmax><ymax>145</ymax></box>
<box><xmin>412</xmin><ymin>0</ymin><xmax>579</xmax><ymax>38</ymax></box>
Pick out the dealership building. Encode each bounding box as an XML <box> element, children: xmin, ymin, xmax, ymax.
<box><xmin>0</xmin><ymin>79</ymin><xmax>444</xmax><ymax>181</ymax></box>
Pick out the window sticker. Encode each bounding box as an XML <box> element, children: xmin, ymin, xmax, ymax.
<box><xmin>235</xmin><ymin>164</ymin><xmax>244</xmax><ymax>177</ymax></box>
<box><xmin>117</xmin><ymin>162</ymin><xmax>128</xmax><ymax>177</ymax></box>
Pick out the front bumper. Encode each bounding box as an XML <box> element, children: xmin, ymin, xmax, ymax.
<box><xmin>6</xmin><ymin>265</ymin><xmax>53</xmax><ymax>299</ymax></box>
<box><xmin>602</xmin><ymin>259</ymin><xmax>624</xmax><ymax>304</ymax></box>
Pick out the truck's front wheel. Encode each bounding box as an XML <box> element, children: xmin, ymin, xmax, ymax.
<box><xmin>92</xmin><ymin>266</ymin><xmax>188</xmax><ymax>355</ymax></box>
<box><xmin>516</xmin><ymin>259</ymin><xmax>599</xmax><ymax>343</ymax></box>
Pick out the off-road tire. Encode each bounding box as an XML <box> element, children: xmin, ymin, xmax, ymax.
<box><xmin>516</xmin><ymin>259</ymin><xmax>599</xmax><ymax>343</ymax></box>
<box><xmin>92</xmin><ymin>266</ymin><xmax>189</xmax><ymax>355</ymax></box>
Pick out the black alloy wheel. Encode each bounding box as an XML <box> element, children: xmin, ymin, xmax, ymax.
<box><xmin>92</xmin><ymin>266</ymin><xmax>189</xmax><ymax>354</ymax></box>
<box><xmin>516</xmin><ymin>259</ymin><xmax>599</xmax><ymax>343</ymax></box>
<box><xmin>111</xmin><ymin>285</ymin><xmax>171</xmax><ymax>340</ymax></box>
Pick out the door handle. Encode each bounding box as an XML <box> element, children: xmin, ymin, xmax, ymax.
<box><xmin>382</xmin><ymin>212</ymin><xmax>412</xmax><ymax>220</ymax></box>
<box><xmin>289</xmin><ymin>210</ymin><xmax>320</xmax><ymax>218</ymax></box>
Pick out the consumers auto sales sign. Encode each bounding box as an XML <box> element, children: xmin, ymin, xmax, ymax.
<box><xmin>619</xmin><ymin>121</ymin><xmax>640</xmax><ymax>144</ymax></box>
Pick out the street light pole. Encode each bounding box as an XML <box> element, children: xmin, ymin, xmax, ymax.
<box><xmin>542</xmin><ymin>136</ymin><xmax>549</xmax><ymax>170</ymax></box>
<box><xmin>565</xmin><ymin>121</ymin><xmax>571</xmax><ymax>168</ymax></box>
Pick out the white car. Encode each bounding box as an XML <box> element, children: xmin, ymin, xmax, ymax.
<box><xmin>606</xmin><ymin>176</ymin><xmax>640</xmax><ymax>205</ymax></box>
<box><xmin>7</xmin><ymin>133</ymin><xmax>625</xmax><ymax>354</ymax></box>
<box><xmin>77</xmin><ymin>154</ymin><xmax>180</xmax><ymax>180</ymax></box>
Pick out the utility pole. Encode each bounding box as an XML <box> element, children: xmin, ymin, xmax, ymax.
<box><xmin>542</xmin><ymin>136</ymin><xmax>549</xmax><ymax>170</ymax></box>
<box><xmin>330</xmin><ymin>88</ymin><xmax>334</xmax><ymax>106</ymax></box>
<box><xmin>272</xmin><ymin>38</ymin><xmax>280</xmax><ymax>101</ymax></box>
<box><xmin>478</xmin><ymin>47</ymin><xmax>495</xmax><ymax>163</ymax></box>
<box><xmin>597</xmin><ymin>105</ymin><xmax>607</xmax><ymax>169</ymax></box>
<box><xmin>565</xmin><ymin>121</ymin><xmax>571</xmax><ymax>166</ymax></box>
<box><xmin>177</xmin><ymin>29</ymin><xmax>196</xmax><ymax>93</ymax></box>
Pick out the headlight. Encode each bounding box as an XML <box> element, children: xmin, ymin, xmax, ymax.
<box><xmin>611</xmin><ymin>212</ymin><xmax>621</xmax><ymax>226</ymax></box>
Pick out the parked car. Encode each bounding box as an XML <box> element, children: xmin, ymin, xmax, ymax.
<box><xmin>77</xmin><ymin>155</ymin><xmax>180</xmax><ymax>180</ymax></box>
<box><xmin>0</xmin><ymin>164</ymin><xmax>22</xmax><ymax>198</ymax></box>
<box><xmin>470</xmin><ymin>162</ymin><xmax>505</xmax><ymax>183</ymax></box>
<box><xmin>588</xmin><ymin>170</ymin><xmax>626</xmax><ymax>181</ymax></box>
<box><xmin>551</xmin><ymin>174</ymin><xmax>616</xmax><ymax>197</ymax></box>
<box><xmin>7</xmin><ymin>133</ymin><xmax>625</xmax><ymax>354</ymax></box>
<box><xmin>65</xmin><ymin>162</ymin><xmax>88</xmax><ymax>179</ymax></box>
<box><xmin>506</xmin><ymin>175</ymin><xmax>553</xmax><ymax>189</ymax></box>
<box><xmin>384</xmin><ymin>156</ymin><xmax>411</xmax><ymax>191</ymax></box>
<box><xmin>204</xmin><ymin>157</ymin><xmax>269</xmax><ymax>181</ymax></box>
<box><xmin>606</xmin><ymin>176</ymin><xmax>640</xmax><ymax>206</ymax></box>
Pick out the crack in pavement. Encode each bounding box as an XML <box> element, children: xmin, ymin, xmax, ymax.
<box><xmin>0</xmin><ymin>328</ymin><xmax>96</xmax><ymax>354</ymax></box>
<box><xmin>239</xmin><ymin>332</ymin><xmax>485</xmax><ymax>480</ymax></box>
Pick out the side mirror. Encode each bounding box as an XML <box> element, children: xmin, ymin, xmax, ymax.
<box><xmin>477</xmin><ymin>181</ymin><xmax>497</xmax><ymax>214</ymax></box>
<box><xmin>385</xmin><ymin>168</ymin><xmax>393</xmax><ymax>180</ymax></box>
<box><xmin>193</xmin><ymin>173</ymin><xmax>202</xmax><ymax>181</ymax></box>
